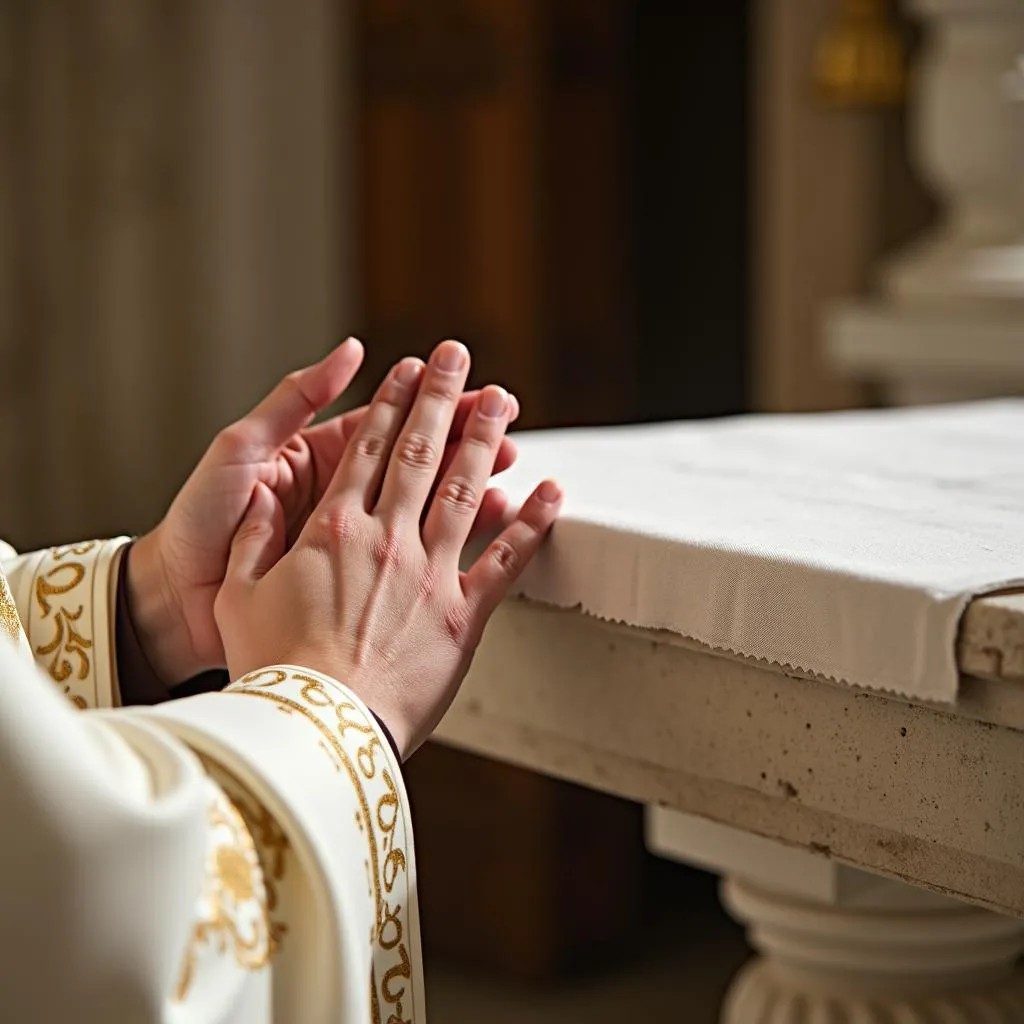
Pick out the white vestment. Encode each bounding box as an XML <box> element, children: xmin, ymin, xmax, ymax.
<box><xmin>0</xmin><ymin>536</ymin><xmax>426</xmax><ymax>1023</ymax></box>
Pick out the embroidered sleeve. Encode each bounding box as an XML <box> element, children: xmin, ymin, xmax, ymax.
<box><xmin>142</xmin><ymin>665</ymin><xmax>426</xmax><ymax>1024</ymax></box>
<box><xmin>0</xmin><ymin>636</ymin><xmax>425</xmax><ymax>1022</ymax></box>
<box><xmin>2</xmin><ymin>537</ymin><xmax>130</xmax><ymax>708</ymax></box>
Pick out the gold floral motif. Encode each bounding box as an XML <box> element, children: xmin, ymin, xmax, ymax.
<box><xmin>174</xmin><ymin>792</ymin><xmax>275</xmax><ymax>1002</ymax></box>
<box><xmin>217</xmin><ymin>845</ymin><xmax>255</xmax><ymax>902</ymax></box>
<box><xmin>227</xmin><ymin>672</ymin><xmax>418</xmax><ymax>1021</ymax></box>
<box><xmin>33</xmin><ymin>560</ymin><xmax>92</xmax><ymax>684</ymax></box>
<box><xmin>200</xmin><ymin>758</ymin><xmax>290</xmax><ymax>933</ymax></box>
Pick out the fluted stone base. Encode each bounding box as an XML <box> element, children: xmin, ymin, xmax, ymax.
<box><xmin>721</xmin><ymin>878</ymin><xmax>1024</xmax><ymax>1024</ymax></box>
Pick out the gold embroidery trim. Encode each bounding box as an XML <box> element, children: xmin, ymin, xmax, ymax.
<box><xmin>199</xmin><ymin>756</ymin><xmax>290</xmax><ymax>948</ymax></box>
<box><xmin>0</xmin><ymin>572</ymin><xmax>22</xmax><ymax>645</ymax></box>
<box><xmin>229</xmin><ymin>670</ymin><xmax>417</xmax><ymax>1024</ymax></box>
<box><xmin>32</xmin><ymin>543</ymin><xmax>97</xmax><ymax>699</ymax></box>
<box><xmin>174</xmin><ymin>787</ymin><xmax>279</xmax><ymax>1002</ymax></box>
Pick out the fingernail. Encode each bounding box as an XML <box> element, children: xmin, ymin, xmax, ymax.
<box><xmin>394</xmin><ymin>358</ymin><xmax>423</xmax><ymax>386</ymax></box>
<box><xmin>434</xmin><ymin>340</ymin><xmax>468</xmax><ymax>372</ymax></box>
<box><xmin>538</xmin><ymin>480</ymin><xmax>562</xmax><ymax>503</ymax></box>
<box><xmin>478</xmin><ymin>386</ymin><xmax>507</xmax><ymax>418</ymax></box>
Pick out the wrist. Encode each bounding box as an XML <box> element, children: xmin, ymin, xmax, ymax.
<box><xmin>126</xmin><ymin>529</ymin><xmax>201</xmax><ymax>685</ymax></box>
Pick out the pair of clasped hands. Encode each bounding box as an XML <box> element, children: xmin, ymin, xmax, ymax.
<box><xmin>129</xmin><ymin>339</ymin><xmax>562</xmax><ymax>759</ymax></box>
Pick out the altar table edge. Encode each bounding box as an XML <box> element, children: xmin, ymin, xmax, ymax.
<box><xmin>438</xmin><ymin>597</ymin><xmax>1024</xmax><ymax>919</ymax></box>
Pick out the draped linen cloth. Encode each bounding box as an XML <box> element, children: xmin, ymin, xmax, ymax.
<box><xmin>496</xmin><ymin>400</ymin><xmax>1024</xmax><ymax>702</ymax></box>
<box><xmin>0</xmin><ymin>538</ymin><xmax>425</xmax><ymax>1023</ymax></box>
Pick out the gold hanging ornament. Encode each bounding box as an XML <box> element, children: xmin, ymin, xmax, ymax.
<box><xmin>814</xmin><ymin>0</ymin><xmax>906</xmax><ymax>107</ymax></box>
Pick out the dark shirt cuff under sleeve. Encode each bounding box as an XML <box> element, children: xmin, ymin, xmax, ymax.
<box><xmin>114</xmin><ymin>542</ymin><xmax>176</xmax><ymax>706</ymax></box>
<box><xmin>369</xmin><ymin>712</ymin><xmax>402</xmax><ymax>762</ymax></box>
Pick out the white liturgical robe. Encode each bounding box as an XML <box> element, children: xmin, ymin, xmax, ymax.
<box><xmin>0</xmin><ymin>537</ymin><xmax>426</xmax><ymax>1023</ymax></box>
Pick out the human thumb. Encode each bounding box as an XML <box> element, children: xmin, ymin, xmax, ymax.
<box><xmin>224</xmin><ymin>482</ymin><xmax>286</xmax><ymax>589</ymax></box>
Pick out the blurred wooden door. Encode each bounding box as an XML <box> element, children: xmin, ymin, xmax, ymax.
<box><xmin>353</xmin><ymin>0</ymin><xmax>640</xmax><ymax>978</ymax></box>
<box><xmin>353</xmin><ymin>0</ymin><xmax>633</xmax><ymax>429</ymax></box>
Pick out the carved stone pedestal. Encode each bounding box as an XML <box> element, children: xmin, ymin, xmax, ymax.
<box><xmin>721</xmin><ymin>877</ymin><xmax>1024</xmax><ymax>1023</ymax></box>
<box><xmin>646</xmin><ymin>807</ymin><xmax>1024</xmax><ymax>1024</ymax></box>
<box><xmin>824</xmin><ymin>0</ymin><xmax>1024</xmax><ymax>405</ymax></box>
<box><xmin>883</xmin><ymin>0</ymin><xmax>1024</xmax><ymax>303</ymax></box>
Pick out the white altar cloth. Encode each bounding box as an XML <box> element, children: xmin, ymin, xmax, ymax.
<box><xmin>498</xmin><ymin>400</ymin><xmax>1024</xmax><ymax>701</ymax></box>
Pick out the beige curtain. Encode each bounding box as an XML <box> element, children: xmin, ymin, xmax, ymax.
<box><xmin>0</xmin><ymin>0</ymin><xmax>352</xmax><ymax>548</ymax></box>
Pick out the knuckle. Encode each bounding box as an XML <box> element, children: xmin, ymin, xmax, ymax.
<box><xmin>521</xmin><ymin>496</ymin><xmax>555</xmax><ymax>531</ymax></box>
<box><xmin>395</xmin><ymin>432</ymin><xmax>438</xmax><ymax>470</ymax></box>
<box><xmin>352</xmin><ymin>432</ymin><xmax>388</xmax><ymax>462</ymax></box>
<box><xmin>378</xmin><ymin>376</ymin><xmax>411</xmax><ymax>407</ymax></box>
<box><xmin>421</xmin><ymin>374</ymin><xmax>459</xmax><ymax>401</ymax></box>
<box><xmin>314</xmin><ymin>506</ymin><xmax>359</xmax><ymax>545</ymax></box>
<box><xmin>442</xmin><ymin>602</ymin><xmax>473</xmax><ymax>645</ymax></box>
<box><xmin>460</xmin><ymin>431</ymin><xmax>500</xmax><ymax>459</ymax></box>
<box><xmin>215</xmin><ymin>422</ymin><xmax>249</xmax><ymax>455</ymax></box>
<box><xmin>417</xmin><ymin>562</ymin><xmax>441</xmax><ymax>600</ymax></box>
<box><xmin>234</xmin><ymin>516</ymin><xmax>271</xmax><ymax>545</ymax></box>
<box><xmin>489</xmin><ymin>539</ymin><xmax>520</xmax><ymax>578</ymax></box>
<box><xmin>435</xmin><ymin>477</ymin><xmax>478</xmax><ymax>515</ymax></box>
<box><xmin>370</xmin><ymin>528</ymin><xmax>406</xmax><ymax>572</ymax></box>
<box><xmin>281</xmin><ymin>370</ymin><xmax>317</xmax><ymax>414</ymax></box>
